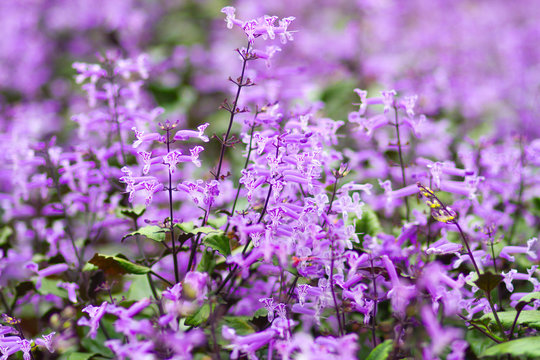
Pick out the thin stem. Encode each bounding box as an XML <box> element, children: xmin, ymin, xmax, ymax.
<box><xmin>150</xmin><ymin>271</ymin><xmax>174</xmax><ymax>287</ymax></box>
<box><xmin>214</xmin><ymin>182</ymin><xmax>273</xmax><ymax>295</ymax></box>
<box><xmin>325</xmin><ymin>168</ymin><xmax>344</xmax><ymax>336</ymax></box>
<box><xmin>453</xmin><ymin>222</ymin><xmax>482</xmax><ymax>279</ymax></box>
<box><xmin>370</xmin><ymin>257</ymin><xmax>379</xmax><ymax>348</ymax></box>
<box><xmin>228</xmin><ymin>121</ymin><xmax>257</xmax><ymax>224</ymax></box>
<box><xmin>509</xmin><ymin>300</ymin><xmax>533</xmax><ymax>340</ymax></box>
<box><xmin>285</xmin><ymin>275</ymin><xmax>299</xmax><ymax>304</ymax></box>
<box><xmin>508</xmin><ymin>136</ymin><xmax>524</xmax><ymax>245</ymax></box>
<box><xmin>330</xmin><ymin>244</ymin><xmax>344</xmax><ymax>336</ymax></box>
<box><xmin>166</xmin><ymin>128</ymin><xmax>179</xmax><ymax>284</ymax></box>
<box><xmin>107</xmin><ymin>68</ymin><xmax>127</xmax><ymax>166</ymax></box>
<box><xmin>485</xmin><ymin>292</ymin><xmax>507</xmax><ymax>341</ymax></box>
<box><xmin>458</xmin><ymin>314</ymin><xmax>502</xmax><ymax>344</ymax></box>
<box><xmin>454</xmin><ymin>221</ymin><xmax>506</xmax><ymax>339</ymax></box>
<box><xmin>208</xmin><ymin>291</ymin><xmax>222</xmax><ymax>360</ymax></box>
<box><xmin>215</xmin><ymin>42</ymin><xmax>251</xmax><ymax>181</ymax></box>
<box><xmin>393</xmin><ymin>106</ymin><xmax>410</xmax><ymax>221</ymax></box>
<box><xmin>43</xmin><ymin>151</ymin><xmax>82</xmax><ymax>269</ymax></box>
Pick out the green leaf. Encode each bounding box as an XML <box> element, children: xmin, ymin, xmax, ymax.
<box><xmin>207</xmin><ymin>216</ymin><xmax>227</xmax><ymax>229</ymax></box>
<box><xmin>251</xmin><ymin>308</ymin><xmax>268</xmax><ymax>319</ymax></box>
<box><xmin>125</xmin><ymin>274</ymin><xmax>154</xmax><ymax>302</ymax></box>
<box><xmin>176</xmin><ymin>221</ymin><xmax>196</xmax><ymax>233</ymax></box>
<box><xmin>222</xmin><ymin>316</ymin><xmax>255</xmax><ymax>335</ymax></box>
<box><xmin>355</xmin><ymin>208</ymin><xmax>382</xmax><ymax>241</ymax></box>
<box><xmin>466</xmin><ymin>325</ymin><xmax>497</xmax><ymax>356</ymax></box>
<box><xmin>117</xmin><ymin>206</ymin><xmax>146</xmax><ymax>221</ymax></box>
<box><xmin>203</xmin><ymin>234</ymin><xmax>231</xmax><ymax>257</ymax></box>
<box><xmin>197</xmin><ymin>250</ymin><xmax>216</xmax><ymax>273</ymax></box>
<box><xmin>366</xmin><ymin>339</ymin><xmax>393</xmax><ymax>360</ymax></box>
<box><xmin>192</xmin><ymin>227</ymin><xmax>220</xmax><ymax>235</ymax></box>
<box><xmin>519</xmin><ymin>292</ymin><xmax>540</xmax><ymax>303</ymax></box>
<box><xmin>175</xmin><ymin>222</ymin><xmax>219</xmax><ymax>235</ymax></box>
<box><xmin>0</xmin><ymin>226</ymin><xmax>12</xmax><ymax>245</ymax></box>
<box><xmin>122</xmin><ymin>225</ymin><xmax>167</xmax><ymax>243</ymax></box>
<box><xmin>89</xmin><ymin>253</ymin><xmax>151</xmax><ymax>275</ymax></box>
<box><xmin>480</xmin><ymin>337</ymin><xmax>540</xmax><ymax>358</ymax></box>
<box><xmin>68</xmin><ymin>352</ymin><xmax>96</xmax><ymax>360</ymax></box>
<box><xmin>475</xmin><ymin>271</ymin><xmax>503</xmax><ymax>293</ymax></box>
<box><xmin>531</xmin><ymin>197</ymin><xmax>540</xmax><ymax>217</ymax></box>
<box><xmin>38</xmin><ymin>278</ymin><xmax>69</xmax><ymax>299</ymax></box>
<box><xmin>81</xmin><ymin>325</ymin><xmax>114</xmax><ymax>358</ymax></box>
<box><xmin>481</xmin><ymin>310</ymin><xmax>540</xmax><ymax>330</ymax></box>
<box><xmin>185</xmin><ymin>304</ymin><xmax>211</xmax><ymax>326</ymax></box>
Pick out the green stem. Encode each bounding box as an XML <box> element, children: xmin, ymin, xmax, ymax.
<box><xmin>393</xmin><ymin>106</ymin><xmax>410</xmax><ymax>222</ymax></box>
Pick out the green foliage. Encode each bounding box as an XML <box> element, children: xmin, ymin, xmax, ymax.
<box><xmin>116</xmin><ymin>206</ymin><xmax>146</xmax><ymax>222</ymax></box>
<box><xmin>480</xmin><ymin>337</ymin><xmax>540</xmax><ymax>358</ymax></box>
<box><xmin>68</xmin><ymin>352</ymin><xmax>97</xmax><ymax>360</ymax></box>
<box><xmin>221</xmin><ymin>316</ymin><xmax>255</xmax><ymax>335</ymax></box>
<box><xmin>466</xmin><ymin>327</ymin><xmax>497</xmax><ymax>357</ymax></box>
<box><xmin>197</xmin><ymin>250</ymin><xmax>216</xmax><ymax>273</ymax></box>
<box><xmin>122</xmin><ymin>225</ymin><xmax>166</xmax><ymax>243</ymax></box>
<box><xmin>481</xmin><ymin>310</ymin><xmax>540</xmax><ymax>330</ymax></box>
<box><xmin>203</xmin><ymin>233</ymin><xmax>231</xmax><ymax>257</ymax></box>
<box><xmin>366</xmin><ymin>340</ymin><xmax>393</xmax><ymax>360</ymax></box>
<box><xmin>354</xmin><ymin>207</ymin><xmax>382</xmax><ymax>243</ymax></box>
<box><xmin>88</xmin><ymin>253</ymin><xmax>151</xmax><ymax>275</ymax></box>
<box><xmin>185</xmin><ymin>303</ymin><xmax>213</xmax><ymax>326</ymax></box>
<box><xmin>518</xmin><ymin>292</ymin><xmax>540</xmax><ymax>303</ymax></box>
<box><xmin>475</xmin><ymin>271</ymin><xmax>503</xmax><ymax>293</ymax></box>
<box><xmin>0</xmin><ymin>226</ymin><xmax>12</xmax><ymax>245</ymax></box>
<box><xmin>38</xmin><ymin>278</ymin><xmax>69</xmax><ymax>299</ymax></box>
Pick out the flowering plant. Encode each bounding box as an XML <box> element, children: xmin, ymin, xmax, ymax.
<box><xmin>0</xmin><ymin>2</ymin><xmax>539</xmax><ymax>360</ymax></box>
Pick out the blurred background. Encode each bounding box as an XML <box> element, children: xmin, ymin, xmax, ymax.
<box><xmin>2</xmin><ymin>0</ymin><xmax>540</xmax><ymax>139</ymax></box>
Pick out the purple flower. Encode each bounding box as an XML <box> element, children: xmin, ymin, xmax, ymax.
<box><xmin>35</xmin><ymin>332</ymin><xmax>56</xmax><ymax>353</ymax></box>
<box><xmin>16</xmin><ymin>339</ymin><xmax>31</xmax><ymax>360</ymax></box>
<box><xmin>381</xmin><ymin>89</ymin><xmax>397</xmax><ymax>114</ymax></box>
<box><xmin>78</xmin><ymin>301</ymin><xmax>108</xmax><ymax>339</ymax></box>
<box><xmin>57</xmin><ymin>282</ymin><xmax>79</xmax><ymax>303</ymax></box>
<box><xmin>173</xmin><ymin>123</ymin><xmax>210</xmax><ymax>142</ymax></box>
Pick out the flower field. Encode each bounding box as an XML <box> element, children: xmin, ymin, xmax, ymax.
<box><xmin>0</xmin><ymin>1</ymin><xmax>539</xmax><ymax>359</ymax></box>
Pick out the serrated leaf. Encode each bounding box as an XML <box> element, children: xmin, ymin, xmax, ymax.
<box><xmin>89</xmin><ymin>253</ymin><xmax>151</xmax><ymax>275</ymax></box>
<box><xmin>481</xmin><ymin>310</ymin><xmax>540</xmax><ymax>330</ymax></box>
<box><xmin>122</xmin><ymin>225</ymin><xmax>167</xmax><ymax>242</ymax></box>
<box><xmin>355</xmin><ymin>208</ymin><xmax>382</xmax><ymax>241</ymax></box>
<box><xmin>366</xmin><ymin>339</ymin><xmax>393</xmax><ymax>360</ymax></box>
<box><xmin>203</xmin><ymin>234</ymin><xmax>231</xmax><ymax>257</ymax></box>
<box><xmin>480</xmin><ymin>336</ymin><xmax>540</xmax><ymax>358</ymax></box>
<box><xmin>475</xmin><ymin>271</ymin><xmax>503</xmax><ymax>293</ymax></box>
<box><xmin>185</xmin><ymin>304</ymin><xmax>211</xmax><ymax>326</ymax></box>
